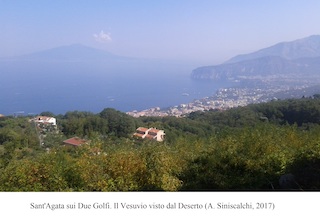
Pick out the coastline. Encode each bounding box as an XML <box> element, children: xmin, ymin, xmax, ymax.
<box><xmin>127</xmin><ymin>83</ymin><xmax>320</xmax><ymax>118</ymax></box>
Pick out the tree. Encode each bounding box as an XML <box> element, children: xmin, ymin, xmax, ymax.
<box><xmin>39</xmin><ymin>111</ymin><xmax>55</xmax><ymax>117</ymax></box>
<box><xmin>100</xmin><ymin>108</ymin><xmax>136</xmax><ymax>137</ymax></box>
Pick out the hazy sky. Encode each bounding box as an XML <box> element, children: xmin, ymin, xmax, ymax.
<box><xmin>1</xmin><ymin>0</ymin><xmax>320</xmax><ymax>64</ymax></box>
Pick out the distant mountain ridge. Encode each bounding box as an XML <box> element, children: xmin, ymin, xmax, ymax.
<box><xmin>1</xmin><ymin>44</ymin><xmax>132</xmax><ymax>62</ymax></box>
<box><xmin>226</xmin><ymin>35</ymin><xmax>320</xmax><ymax>64</ymax></box>
<box><xmin>192</xmin><ymin>56</ymin><xmax>299</xmax><ymax>80</ymax></box>
<box><xmin>191</xmin><ymin>35</ymin><xmax>320</xmax><ymax>83</ymax></box>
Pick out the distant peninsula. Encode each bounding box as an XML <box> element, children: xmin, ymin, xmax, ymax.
<box><xmin>191</xmin><ymin>35</ymin><xmax>320</xmax><ymax>85</ymax></box>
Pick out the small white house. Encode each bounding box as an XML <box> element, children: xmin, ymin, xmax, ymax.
<box><xmin>33</xmin><ymin>116</ymin><xmax>57</xmax><ymax>126</ymax></box>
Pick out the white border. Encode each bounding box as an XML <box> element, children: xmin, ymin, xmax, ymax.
<box><xmin>0</xmin><ymin>192</ymin><xmax>318</xmax><ymax>216</ymax></box>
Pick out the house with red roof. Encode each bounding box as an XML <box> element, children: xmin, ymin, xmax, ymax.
<box><xmin>133</xmin><ymin>127</ymin><xmax>165</xmax><ymax>142</ymax></box>
<box><xmin>63</xmin><ymin>137</ymin><xmax>88</xmax><ymax>147</ymax></box>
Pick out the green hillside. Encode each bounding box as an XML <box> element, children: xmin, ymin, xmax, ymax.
<box><xmin>1</xmin><ymin>97</ymin><xmax>320</xmax><ymax>191</ymax></box>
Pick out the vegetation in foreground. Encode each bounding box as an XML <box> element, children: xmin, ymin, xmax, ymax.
<box><xmin>1</xmin><ymin>97</ymin><xmax>320</xmax><ymax>191</ymax></box>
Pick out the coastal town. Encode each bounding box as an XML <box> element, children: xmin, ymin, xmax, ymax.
<box><xmin>127</xmin><ymin>83</ymin><xmax>320</xmax><ymax>117</ymax></box>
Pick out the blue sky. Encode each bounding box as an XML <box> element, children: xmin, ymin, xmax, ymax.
<box><xmin>1</xmin><ymin>0</ymin><xmax>320</xmax><ymax>63</ymax></box>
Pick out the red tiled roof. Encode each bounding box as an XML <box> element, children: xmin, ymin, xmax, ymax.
<box><xmin>148</xmin><ymin>128</ymin><xmax>160</xmax><ymax>133</ymax></box>
<box><xmin>36</xmin><ymin>116</ymin><xmax>53</xmax><ymax>121</ymax></box>
<box><xmin>145</xmin><ymin>134</ymin><xmax>156</xmax><ymax>139</ymax></box>
<box><xmin>137</xmin><ymin>127</ymin><xmax>149</xmax><ymax>132</ymax></box>
<box><xmin>133</xmin><ymin>133</ymin><xmax>145</xmax><ymax>138</ymax></box>
<box><xmin>63</xmin><ymin>137</ymin><xmax>87</xmax><ymax>146</ymax></box>
<box><xmin>134</xmin><ymin>127</ymin><xmax>165</xmax><ymax>141</ymax></box>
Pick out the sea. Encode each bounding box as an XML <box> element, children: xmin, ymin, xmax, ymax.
<box><xmin>0</xmin><ymin>60</ymin><xmax>231</xmax><ymax>116</ymax></box>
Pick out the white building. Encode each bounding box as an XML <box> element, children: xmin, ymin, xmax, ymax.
<box><xmin>32</xmin><ymin>116</ymin><xmax>57</xmax><ymax>126</ymax></box>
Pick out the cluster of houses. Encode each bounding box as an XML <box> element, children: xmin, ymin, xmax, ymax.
<box><xmin>30</xmin><ymin>115</ymin><xmax>165</xmax><ymax>147</ymax></box>
<box><xmin>61</xmin><ymin>127</ymin><xmax>165</xmax><ymax>147</ymax></box>
<box><xmin>30</xmin><ymin>115</ymin><xmax>88</xmax><ymax>146</ymax></box>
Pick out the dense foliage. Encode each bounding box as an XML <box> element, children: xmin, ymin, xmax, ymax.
<box><xmin>1</xmin><ymin>97</ymin><xmax>320</xmax><ymax>191</ymax></box>
<box><xmin>59</xmin><ymin>108</ymin><xmax>138</xmax><ymax>138</ymax></box>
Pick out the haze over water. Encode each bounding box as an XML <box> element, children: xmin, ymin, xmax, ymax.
<box><xmin>0</xmin><ymin>60</ymin><xmax>229</xmax><ymax>115</ymax></box>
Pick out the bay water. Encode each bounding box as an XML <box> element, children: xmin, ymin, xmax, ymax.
<box><xmin>0</xmin><ymin>60</ymin><xmax>229</xmax><ymax>115</ymax></box>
